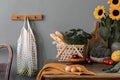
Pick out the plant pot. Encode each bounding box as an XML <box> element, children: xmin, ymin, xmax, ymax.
<box><xmin>111</xmin><ymin>42</ymin><xmax>120</xmax><ymax>52</ymax></box>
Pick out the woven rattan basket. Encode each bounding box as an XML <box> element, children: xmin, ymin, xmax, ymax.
<box><xmin>56</xmin><ymin>44</ymin><xmax>87</xmax><ymax>62</ymax></box>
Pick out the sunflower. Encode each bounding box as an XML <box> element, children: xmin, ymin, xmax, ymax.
<box><xmin>93</xmin><ymin>5</ymin><xmax>105</xmax><ymax>19</ymax></box>
<box><xmin>109</xmin><ymin>6</ymin><xmax>120</xmax><ymax>20</ymax></box>
<box><xmin>107</xmin><ymin>0</ymin><xmax>120</xmax><ymax>7</ymax></box>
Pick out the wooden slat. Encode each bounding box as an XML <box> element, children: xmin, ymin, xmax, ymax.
<box><xmin>0</xmin><ymin>63</ymin><xmax>7</xmax><ymax>72</ymax></box>
<box><xmin>11</xmin><ymin>14</ymin><xmax>43</xmax><ymax>20</ymax></box>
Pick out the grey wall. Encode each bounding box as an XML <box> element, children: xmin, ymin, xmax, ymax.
<box><xmin>0</xmin><ymin>0</ymin><xmax>107</xmax><ymax>80</ymax></box>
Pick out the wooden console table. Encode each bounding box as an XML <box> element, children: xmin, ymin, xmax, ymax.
<box><xmin>42</xmin><ymin>63</ymin><xmax>120</xmax><ymax>80</ymax></box>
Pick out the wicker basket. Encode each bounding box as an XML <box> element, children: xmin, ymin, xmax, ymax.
<box><xmin>56</xmin><ymin>44</ymin><xmax>87</xmax><ymax>62</ymax></box>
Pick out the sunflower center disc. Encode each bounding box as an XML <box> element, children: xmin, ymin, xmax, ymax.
<box><xmin>113</xmin><ymin>10</ymin><xmax>119</xmax><ymax>16</ymax></box>
<box><xmin>112</xmin><ymin>0</ymin><xmax>118</xmax><ymax>4</ymax></box>
<box><xmin>98</xmin><ymin>10</ymin><xmax>103</xmax><ymax>15</ymax></box>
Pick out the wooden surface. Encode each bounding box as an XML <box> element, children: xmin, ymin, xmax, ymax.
<box><xmin>43</xmin><ymin>63</ymin><xmax>120</xmax><ymax>80</ymax></box>
<box><xmin>11</xmin><ymin>14</ymin><xmax>43</xmax><ymax>20</ymax></box>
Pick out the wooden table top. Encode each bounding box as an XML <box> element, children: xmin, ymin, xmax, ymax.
<box><xmin>43</xmin><ymin>63</ymin><xmax>120</xmax><ymax>80</ymax></box>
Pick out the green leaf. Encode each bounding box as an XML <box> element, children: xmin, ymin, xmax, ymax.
<box><xmin>99</xmin><ymin>26</ymin><xmax>110</xmax><ymax>41</ymax></box>
<box><xmin>64</xmin><ymin>28</ymin><xmax>91</xmax><ymax>44</ymax></box>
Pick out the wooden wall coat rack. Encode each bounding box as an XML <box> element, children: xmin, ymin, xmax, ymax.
<box><xmin>11</xmin><ymin>14</ymin><xmax>43</xmax><ymax>20</ymax></box>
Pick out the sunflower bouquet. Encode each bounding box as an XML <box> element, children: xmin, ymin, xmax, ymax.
<box><xmin>93</xmin><ymin>0</ymin><xmax>120</xmax><ymax>43</ymax></box>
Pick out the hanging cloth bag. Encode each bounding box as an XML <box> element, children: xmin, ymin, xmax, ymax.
<box><xmin>17</xmin><ymin>17</ymin><xmax>37</xmax><ymax>76</ymax></box>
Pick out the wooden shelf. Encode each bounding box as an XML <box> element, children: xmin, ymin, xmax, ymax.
<box><xmin>11</xmin><ymin>14</ymin><xmax>43</xmax><ymax>20</ymax></box>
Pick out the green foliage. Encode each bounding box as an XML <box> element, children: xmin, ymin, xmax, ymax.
<box><xmin>99</xmin><ymin>15</ymin><xmax>120</xmax><ymax>42</ymax></box>
<box><xmin>99</xmin><ymin>15</ymin><xmax>112</xmax><ymax>41</ymax></box>
<box><xmin>64</xmin><ymin>28</ymin><xmax>92</xmax><ymax>45</ymax></box>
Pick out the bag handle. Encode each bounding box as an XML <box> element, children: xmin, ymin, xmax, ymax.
<box><xmin>26</xmin><ymin>17</ymin><xmax>31</xmax><ymax>29</ymax></box>
<box><xmin>23</xmin><ymin>16</ymin><xmax>36</xmax><ymax>41</ymax></box>
<box><xmin>23</xmin><ymin>16</ymin><xmax>31</xmax><ymax>29</ymax></box>
<box><xmin>18</xmin><ymin>16</ymin><xmax>28</xmax><ymax>39</ymax></box>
